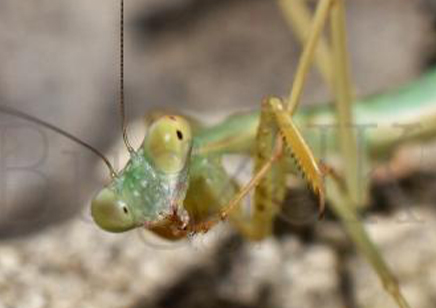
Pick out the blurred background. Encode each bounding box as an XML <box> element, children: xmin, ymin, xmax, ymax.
<box><xmin>0</xmin><ymin>0</ymin><xmax>436</xmax><ymax>307</ymax></box>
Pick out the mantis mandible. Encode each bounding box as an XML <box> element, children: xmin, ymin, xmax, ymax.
<box><xmin>3</xmin><ymin>1</ymin><xmax>436</xmax><ymax>307</ymax></box>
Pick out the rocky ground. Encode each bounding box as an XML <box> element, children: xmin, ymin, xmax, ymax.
<box><xmin>1</xmin><ymin>200</ymin><xmax>435</xmax><ymax>308</ymax></box>
<box><xmin>0</xmin><ymin>0</ymin><xmax>436</xmax><ymax>307</ymax></box>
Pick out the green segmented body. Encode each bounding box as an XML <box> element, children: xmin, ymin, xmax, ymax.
<box><xmin>195</xmin><ymin>68</ymin><xmax>436</xmax><ymax>157</ymax></box>
<box><xmin>92</xmin><ymin>68</ymin><xmax>436</xmax><ymax>235</ymax></box>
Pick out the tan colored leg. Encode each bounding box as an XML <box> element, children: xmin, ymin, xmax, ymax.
<box><xmin>188</xmin><ymin>0</ymin><xmax>334</xmax><ymax>236</ymax></box>
<box><xmin>329</xmin><ymin>0</ymin><xmax>368</xmax><ymax>207</ymax></box>
<box><xmin>228</xmin><ymin>100</ymin><xmax>287</xmax><ymax>240</ymax></box>
<box><xmin>281</xmin><ymin>0</ymin><xmax>335</xmax><ymax>114</ymax></box>
<box><xmin>278</xmin><ymin>0</ymin><xmax>334</xmax><ymax>90</ymax></box>
<box><xmin>327</xmin><ymin>176</ymin><xmax>411</xmax><ymax>308</ymax></box>
<box><xmin>278</xmin><ymin>1</ymin><xmax>411</xmax><ymax>307</ymax></box>
<box><xmin>279</xmin><ymin>0</ymin><xmax>365</xmax><ymax>206</ymax></box>
<box><xmin>228</xmin><ymin>96</ymin><xmax>325</xmax><ymax>240</ymax></box>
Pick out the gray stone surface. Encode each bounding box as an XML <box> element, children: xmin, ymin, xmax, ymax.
<box><xmin>352</xmin><ymin>206</ymin><xmax>436</xmax><ymax>308</ymax></box>
<box><xmin>0</xmin><ymin>206</ymin><xmax>435</xmax><ymax>308</ymax></box>
<box><xmin>0</xmin><ymin>211</ymin><xmax>340</xmax><ymax>308</ymax></box>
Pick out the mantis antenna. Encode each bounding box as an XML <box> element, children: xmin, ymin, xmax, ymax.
<box><xmin>119</xmin><ymin>0</ymin><xmax>134</xmax><ymax>153</ymax></box>
<box><xmin>0</xmin><ymin>105</ymin><xmax>117</xmax><ymax>178</ymax></box>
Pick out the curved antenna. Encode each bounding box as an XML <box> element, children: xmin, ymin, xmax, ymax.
<box><xmin>120</xmin><ymin>0</ymin><xmax>134</xmax><ymax>153</ymax></box>
<box><xmin>0</xmin><ymin>105</ymin><xmax>117</xmax><ymax>179</ymax></box>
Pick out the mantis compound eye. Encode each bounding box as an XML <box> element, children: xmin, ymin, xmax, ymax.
<box><xmin>144</xmin><ymin>115</ymin><xmax>192</xmax><ymax>174</ymax></box>
<box><xmin>91</xmin><ymin>188</ymin><xmax>136</xmax><ymax>233</ymax></box>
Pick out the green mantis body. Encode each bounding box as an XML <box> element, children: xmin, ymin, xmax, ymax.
<box><xmin>91</xmin><ymin>67</ymin><xmax>436</xmax><ymax>240</ymax></box>
<box><xmin>196</xmin><ymin>68</ymin><xmax>436</xmax><ymax>158</ymax></box>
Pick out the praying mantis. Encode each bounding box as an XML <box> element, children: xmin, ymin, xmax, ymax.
<box><xmin>1</xmin><ymin>0</ymin><xmax>435</xmax><ymax>307</ymax></box>
<box><xmin>89</xmin><ymin>1</ymin><xmax>425</xmax><ymax>307</ymax></box>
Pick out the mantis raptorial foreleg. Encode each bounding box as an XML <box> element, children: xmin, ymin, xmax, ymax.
<box><xmin>187</xmin><ymin>95</ymin><xmax>324</xmax><ymax>238</ymax></box>
<box><xmin>229</xmin><ymin>96</ymin><xmax>327</xmax><ymax>240</ymax></box>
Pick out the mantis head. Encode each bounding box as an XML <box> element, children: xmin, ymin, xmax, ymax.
<box><xmin>91</xmin><ymin>115</ymin><xmax>193</xmax><ymax>233</ymax></box>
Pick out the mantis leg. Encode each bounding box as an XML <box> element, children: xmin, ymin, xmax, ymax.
<box><xmin>213</xmin><ymin>1</ymin><xmax>410</xmax><ymax>306</ymax></box>
<box><xmin>228</xmin><ymin>96</ymin><xmax>325</xmax><ymax>240</ymax></box>
<box><xmin>279</xmin><ymin>0</ymin><xmax>364</xmax><ymax>206</ymax></box>
<box><xmin>326</xmin><ymin>175</ymin><xmax>411</xmax><ymax>308</ymax></box>
<box><xmin>277</xmin><ymin>0</ymin><xmax>334</xmax><ymax>90</ymax></box>
<box><xmin>328</xmin><ymin>8</ymin><xmax>410</xmax><ymax>307</ymax></box>
<box><xmin>329</xmin><ymin>0</ymin><xmax>365</xmax><ymax>207</ymax></box>
<box><xmin>279</xmin><ymin>0</ymin><xmax>410</xmax><ymax>307</ymax></box>
<box><xmin>227</xmin><ymin>100</ymin><xmax>287</xmax><ymax>240</ymax></box>
<box><xmin>189</xmin><ymin>6</ymin><xmax>408</xmax><ymax>306</ymax></box>
<box><xmin>188</xmin><ymin>0</ymin><xmax>334</xmax><ymax>235</ymax></box>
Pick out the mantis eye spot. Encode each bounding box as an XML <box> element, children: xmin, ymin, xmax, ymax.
<box><xmin>122</xmin><ymin>206</ymin><xmax>128</xmax><ymax>214</ymax></box>
<box><xmin>176</xmin><ymin>130</ymin><xmax>183</xmax><ymax>140</ymax></box>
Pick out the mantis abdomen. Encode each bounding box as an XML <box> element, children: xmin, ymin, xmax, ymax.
<box><xmin>195</xmin><ymin>67</ymin><xmax>436</xmax><ymax>159</ymax></box>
